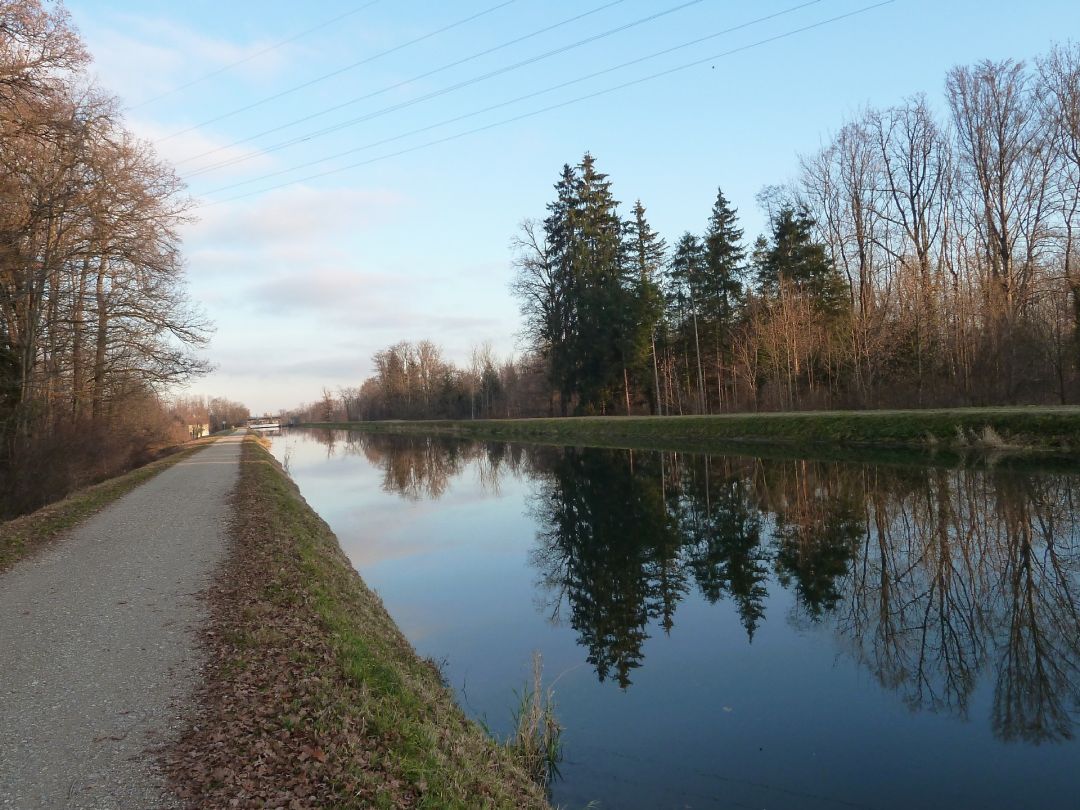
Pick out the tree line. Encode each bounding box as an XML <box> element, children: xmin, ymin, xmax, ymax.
<box><xmin>321</xmin><ymin>45</ymin><xmax>1080</xmax><ymax>421</ymax></box>
<box><xmin>0</xmin><ymin>1</ymin><xmax>214</xmax><ymax>516</ymax></box>
<box><xmin>169</xmin><ymin>395</ymin><xmax>250</xmax><ymax>437</ymax></box>
<box><xmin>514</xmin><ymin>45</ymin><xmax>1080</xmax><ymax>414</ymax></box>
<box><xmin>293</xmin><ymin>339</ymin><xmax>554</xmax><ymax>423</ymax></box>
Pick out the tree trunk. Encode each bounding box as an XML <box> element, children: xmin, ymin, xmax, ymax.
<box><xmin>651</xmin><ymin>333</ymin><xmax>662</xmax><ymax>416</ymax></box>
<box><xmin>91</xmin><ymin>260</ymin><xmax>109</xmax><ymax>420</ymax></box>
<box><xmin>691</xmin><ymin>298</ymin><xmax>706</xmax><ymax>414</ymax></box>
<box><xmin>70</xmin><ymin>258</ymin><xmax>89</xmax><ymax>419</ymax></box>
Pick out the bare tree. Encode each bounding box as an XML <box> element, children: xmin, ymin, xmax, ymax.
<box><xmin>870</xmin><ymin>97</ymin><xmax>953</xmax><ymax>400</ymax></box>
<box><xmin>0</xmin><ymin>1</ymin><xmax>211</xmax><ymax>514</ymax></box>
<box><xmin>947</xmin><ymin>60</ymin><xmax>1055</xmax><ymax>398</ymax></box>
<box><xmin>1039</xmin><ymin>44</ymin><xmax>1080</xmax><ymax>368</ymax></box>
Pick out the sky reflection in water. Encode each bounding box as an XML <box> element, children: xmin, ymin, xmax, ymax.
<box><xmin>271</xmin><ymin>429</ymin><xmax>1080</xmax><ymax>810</ymax></box>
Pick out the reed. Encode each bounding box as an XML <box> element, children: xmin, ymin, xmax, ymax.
<box><xmin>506</xmin><ymin>651</ymin><xmax>563</xmax><ymax>789</ymax></box>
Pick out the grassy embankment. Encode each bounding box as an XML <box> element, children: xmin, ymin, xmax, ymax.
<box><xmin>0</xmin><ymin>438</ymin><xmax>211</xmax><ymax>572</ymax></box>
<box><xmin>308</xmin><ymin>407</ymin><xmax>1080</xmax><ymax>462</ymax></box>
<box><xmin>167</xmin><ymin>436</ymin><xmax>549</xmax><ymax>809</ymax></box>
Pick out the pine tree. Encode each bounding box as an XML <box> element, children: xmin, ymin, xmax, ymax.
<box><xmin>573</xmin><ymin>153</ymin><xmax>627</xmax><ymax>412</ymax></box>
<box><xmin>702</xmin><ymin>188</ymin><xmax>746</xmax><ymax>327</ymax></box>
<box><xmin>751</xmin><ymin>206</ymin><xmax>849</xmax><ymax>406</ymax></box>
<box><xmin>518</xmin><ymin>154</ymin><xmax>669</xmax><ymax>415</ymax></box>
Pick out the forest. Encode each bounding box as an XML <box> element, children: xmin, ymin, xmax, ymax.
<box><xmin>332</xmin><ymin>43</ymin><xmax>1080</xmax><ymax>422</ymax></box>
<box><xmin>0</xmin><ymin>2</ymin><xmax>232</xmax><ymax>517</ymax></box>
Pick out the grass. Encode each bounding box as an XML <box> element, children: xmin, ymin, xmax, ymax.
<box><xmin>168</xmin><ymin>436</ymin><xmax>549</xmax><ymax>808</ymax></box>
<box><xmin>307</xmin><ymin>407</ymin><xmax>1080</xmax><ymax>461</ymax></box>
<box><xmin>505</xmin><ymin>652</ymin><xmax>563</xmax><ymax>790</ymax></box>
<box><xmin>0</xmin><ymin>439</ymin><xmax>209</xmax><ymax>572</ymax></box>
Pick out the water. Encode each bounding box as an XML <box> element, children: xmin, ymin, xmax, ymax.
<box><xmin>270</xmin><ymin>429</ymin><xmax>1080</xmax><ymax>809</ymax></box>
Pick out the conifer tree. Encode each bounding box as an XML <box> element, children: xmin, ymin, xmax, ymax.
<box><xmin>625</xmin><ymin>200</ymin><xmax>667</xmax><ymax>413</ymax></box>
<box><xmin>668</xmin><ymin>233</ymin><xmax>707</xmax><ymax>413</ymax></box>
<box><xmin>755</xmin><ymin>206</ymin><xmax>845</xmax><ymax>316</ymax></box>
<box><xmin>702</xmin><ymin>188</ymin><xmax>746</xmax><ymax>409</ymax></box>
<box><xmin>703</xmin><ymin>188</ymin><xmax>746</xmax><ymax>327</ymax></box>
<box><xmin>522</xmin><ymin>153</ymin><xmax>653</xmax><ymax>414</ymax></box>
<box><xmin>573</xmin><ymin>153</ymin><xmax>627</xmax><ymax>412</ymax></box>
<box><xmin>542</xmin><ymin>164</ymin><xmax>581</xmax><ymax>414</ymax></box>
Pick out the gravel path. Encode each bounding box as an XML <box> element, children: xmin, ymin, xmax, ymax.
<box><xmin>0</xmin><ymin>433</ymin><xmax>242</xmax><ymax>809</ymax></box>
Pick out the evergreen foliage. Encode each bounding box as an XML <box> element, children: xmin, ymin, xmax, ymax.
<box><xmin>667</xmin><ymin>233</ymin><xmax>706</xmax><ymax>315</ymax></box>
<box><xmin>523</xmin><ymin>153</ymin><xmax>660</xmax><ymax>414</ymax></box>
<box><xmin>624</xmin><ymin>201</ymin><xmax>666</xmax><ymax>412</ymax></box>
<box><xmin>754</xmin><ymin>206</ymin><xmax>847</xmax><ymax>317</ymax></box>
<box><xmin>702</xmin><ymin>188</ymin><xmax>746</xmax><ymax>331</ymax></box>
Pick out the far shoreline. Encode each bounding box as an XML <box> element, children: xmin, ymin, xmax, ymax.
<box><xmin>300</xmin><ymin>407</ymin><xmax>1080</xmax><ymax>467</ymax></box>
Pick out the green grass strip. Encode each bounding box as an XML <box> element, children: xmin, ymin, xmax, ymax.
<box><xmin>307</xmin><ymin>407</ymin><xmax>1080</xmax><ymax>460</ymax></box>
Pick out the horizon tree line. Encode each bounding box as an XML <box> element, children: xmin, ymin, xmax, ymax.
<box><xmin>507</xmin><ymin>44</ymin><xmax>1080</xmax><ymax>416</ymax></box>
<box><xmin>301</xmin><ymin>44</ymin><xmax>1080</xmax><ymax>421</ymax></box>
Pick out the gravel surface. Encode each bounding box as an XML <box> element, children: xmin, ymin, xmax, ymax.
<box><xmin>0</xmin><ymin>433</ymin><xmax>242</xmax><ymax>809</ymax></box>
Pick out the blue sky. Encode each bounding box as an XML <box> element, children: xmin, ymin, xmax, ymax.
<box><xmin>63</xmin><ymin>0</ymin><xmax>1080</xmax><ymax>413</ymax></box>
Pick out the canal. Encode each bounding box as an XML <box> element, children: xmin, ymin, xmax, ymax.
<box><xmin>270</xmin><ymin>428</ymin><xmax>1080</xmax><ymax>809</ymax></box>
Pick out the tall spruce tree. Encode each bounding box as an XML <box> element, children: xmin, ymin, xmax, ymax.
<box><xmin>702</xmin><ymin>188</ymin><xmax>746</xmax><ymax>410</ymax></box>
<box><xmin>703</xmin><ymin>188</ymin><xmax>745</xmax><ymax>327</ymax></box>
<box><xmin>667</xmin><ymin>233</ymin><xmax>708</xmax><ymax>413</ymax></box>
<box><xmin>517</xmin><ymin>154</ymin><xmax>669</xmax><ymax>415</ymax></box>
<box><xmin>529</xmin><ymin>154</ymin><xmax>646</xmax><ymax>414</ymax></box>
<box><xmin>542</xmin><ymin>164</ymin><xmax>581</xmax><ymax>414</ymax></box>
<box><xmin>573</xmin><ymin>153</ymin><xmax>631</xmax><ymax>413</ymax></box>
<box><xmin>625</xmin><ymin>200</ymin><xmax>667</xmax><ymax>414</ymax></box>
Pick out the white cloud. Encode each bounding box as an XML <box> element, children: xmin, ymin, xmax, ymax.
<box><xmin>245</xmin><ymin>267</ymin><xmax>403</xmax><ymax>316</ymax></box>
<box><xmin>124</xmin><ymin>118</ymin><xmax>276</xmax><ymax>178</ymax></box>
<box><xmin>79</xmin><ymin>13</ymin><xmax>295</xmax><ymax>108</ymax></box>
<box><xmin>187</xmin><ymin>184</ymin><xmax>408</xmax><ymax>250</ymax></box>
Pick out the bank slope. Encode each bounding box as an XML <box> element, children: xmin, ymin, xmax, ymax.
<box><xmin>167</xmin><ymin>437</ymin><xmax>548</xmax><ymax>809</ymax></box>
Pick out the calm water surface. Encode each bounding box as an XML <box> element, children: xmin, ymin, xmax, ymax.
<box><xmin>270</xmin><ymin>429</ymin><xmax>1080</xmax><ymax>809</ymax></box>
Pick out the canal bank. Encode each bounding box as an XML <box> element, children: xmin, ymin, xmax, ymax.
<box><xmin>307</xmin><ymin>407</ymin><xmax>1080</xmax><ymax>462</ymax></box>
<box><xmin>167</xmin><ymin>436</ymin><xmax>549</xmax><ymax>808</ymax></box>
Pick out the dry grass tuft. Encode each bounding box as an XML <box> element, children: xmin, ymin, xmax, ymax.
<box><xmin>505</xmin><ymin>652</ymin><xmax>563</xmax><ymax>790</ymax></box>
<box><xmin>978</xmin><ymin>424</ymin><xmax>1007</xmax><ymax>448</ymax></box>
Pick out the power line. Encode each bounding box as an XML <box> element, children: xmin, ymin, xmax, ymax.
<box><xmin>196</xmin><ymin>0</ymin><xmax>895</xmax><ymax>209</ymax></box>
<box><xmin>129</xmin><ymin>1</ymin><xmax>381</xmax><ymax>110</ymax></box>
<box><xmin>174</xmin><ymin>0</ymin><xmax>631</xmax><ymax>170</ymax></box>
<box><xmin>182</xmin><ymin>0</ymin><xmax>708</xmax><ymax>178</ymax></box>
<box><xmin>196</xmin><ymin>0</ymin><xmax>827</xmax><ymax>196</ymax></box>
<box><xmin>157</xmin><ymin>1</ymin><xmax>519</xmax><ymax>144</ymax></box>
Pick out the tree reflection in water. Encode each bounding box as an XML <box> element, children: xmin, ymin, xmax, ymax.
<box><xmin>335</xmin><ymin>432</ymin><xmax>1080</xmax><ymax>743</ymax></box>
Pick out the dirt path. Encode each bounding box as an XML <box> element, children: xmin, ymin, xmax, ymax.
<box><xmin>0</xmin><ymin>433</ymin><xmax>242</xmax><ymax>809</ymax></box>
